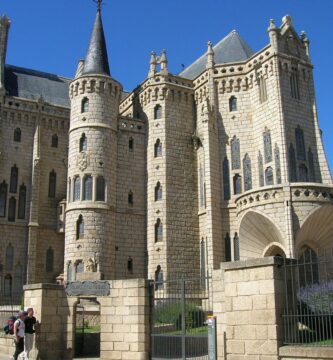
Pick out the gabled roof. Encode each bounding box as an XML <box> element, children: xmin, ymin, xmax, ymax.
<box><xmin>82</xmin><ymin>10</ymin><xmax>111</xmax><ymax>76</ymax></box>
<box><xmin>179</xmin><ymin>30</ymin><xmax>254</xmax><ymax>80</ymax></box>
<box><xmin>4</xmin><ymin>65</ymin><xmax>71</xmax><ymax>107</ymax></box>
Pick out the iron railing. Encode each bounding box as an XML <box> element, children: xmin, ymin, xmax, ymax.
<box><xmin>150</xmin><ymin>274</ymin><xmax>212</xmax><ymax>360</ymax></box>
<box><xmin>282</xmin><ymin>249</ymin><xmax>333</xmax><ymax>347</ymax></box>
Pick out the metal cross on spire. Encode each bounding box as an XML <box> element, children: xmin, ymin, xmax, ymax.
<box><xmin>93</xmin><ymin>0</ymin><xmax>103</xmax><ymax>12</ymax></box>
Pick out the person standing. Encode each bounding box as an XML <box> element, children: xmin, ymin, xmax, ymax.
<box><xmin>13</xmin><ymin>311</ymin><xmax>26</xmax><ymax>360</ymax></box>
<box><xmin>24</xmin><ymin>308</ymin><xmax>37</xmax><ymax>360</ymax></box>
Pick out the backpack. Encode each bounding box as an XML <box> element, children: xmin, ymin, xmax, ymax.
<box><xmin>3</xmin><ymin>316</ymin><xmax>17</xmax><ymax>335</ymax></box>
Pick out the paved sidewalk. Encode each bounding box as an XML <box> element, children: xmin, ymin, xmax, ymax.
<box><xmin>0</xmin><ymin>354</ymin><xmax>11</xmax><ymax>360</ymax></box>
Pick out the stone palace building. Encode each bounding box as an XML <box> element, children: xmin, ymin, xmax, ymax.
<box><xmin>0</xmin><ymin>7</ymin><xmax>332</xmax><ymax>300</ymax></box>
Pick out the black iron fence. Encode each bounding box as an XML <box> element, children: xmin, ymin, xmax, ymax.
<box><xmin>150</xmin><ymin>274</ymin><xmax>212</xmax><ymax>360</ymax></box>
<box><xmin>282</xmin><ymin>249</ymin><xmax>333</xmax><ymax>347</ymax></box>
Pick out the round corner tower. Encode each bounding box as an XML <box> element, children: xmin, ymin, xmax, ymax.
<box><xmin>64</xmin><ymin>7</ymin><xmax>122</xmax><ymax>281</ymax></box>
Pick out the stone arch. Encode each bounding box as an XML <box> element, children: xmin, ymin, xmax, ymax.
<box><xmin>239</xmin><ymin>210</ymin><xmax>284</xmax><ymax>260</ymax></box>
<box><xmin>263</xmin><ymin>242</ymin><xmax>286</xmax><ymax>257</ymax></box>
<box><xmin>295</xmin><ymin>204</ymin><xmax>333</xmax><ymax>253</ymax></box>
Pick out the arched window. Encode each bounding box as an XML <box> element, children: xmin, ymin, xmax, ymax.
<box><xmin>258</xmin><ymin>151</ymin><xmax>264</xmax><ymax>187</ymax></box>
<box><xmin>229</xmin><ymin>96</ymin><xmax>237</xmax><ymax>112</ymax></box>
<box><xmin>14</xmin><ymin>128</ymin><xmax>21</xmax><ymax>142</ymax></box>
<box><xmin>80</xmin><ymin>133</ymin><xmax>87</xmax><ymax>152</ymax></box>
<box><xmin>298</xmin><ymin>247</ymin><xmax>319</xmax><ymax>287</ymax></box>
<box><xmin>127</xmin><ymin>257</ymin><xmax>133</xmax><ymax>274</ymax></box>
<box><xmin>155</xmin><ymin>182</ymin><xmax>162</xmax><ymax>201</ymax></box>
<box><xmin>74</xmin><ymin>176</ymin><xmax>81</xmax><ymax>201</ymax></box>
<box><xmin>81</xmin><ymin>97</ymin><xmax>89</xmax><ymax>113</ymax></box>
<box><xmin>233</xmin><ymin>174</ymin><xmax>242</xmax><ymax>195</ymax></box>
<box><xmin>290</xmin><ymin>69</ymin><xmax>300</xmax><ymax>99</ymax></box>
<box><xmin>308</xmin><ymin>148</ymin><xmax>316</xmax><ymax>182</ymax></box>
<box><xmin>46</xmin><ymin>247</ymin><xmax>54</xmax><ymax>273</ymax></box>
<box><xmin>234</xmin><ymin>233</ymin><xmax>240</xmax><ymax>261</ymax></box>
<box><xmin>231</xmin><ymin>136</ymin><xmax>241</xmax><ymax>170</ymax></box>
<box><xmin>243</xmin><ymin>154</ymin><xmax>252</xmax><ymax>191</ymax></box>
<box><xmin>289</xmin><ymin>144</ymin><xmax>297</xmax><ymax>182</ymax></box>
<box><xmin>225</xmin><ymin>233</ymin><xmax>231</xmax><ymax>262</ymax></box>
<box><xmin>265</xmin><ymin>167</ymin><xmax>274</xmax><ymax>185</ymax></box>
<box><xmin>0</xmin><ymin>181</ymin><xmax>8</xmax><ymax>217</ymax></box>
<box><xmin>76</xmin><ymin>215</ymin><xmax>84</xmax><ymax>240</ymax></box>
<box><xmin>18</xmin><ymin>184</ymin><xmax>26</xmax><ymax>219</ymax></box>
<box><xmin>295</xmin><ymin>126</ymin><xmax>306</xmax><ymax>160</ymax></box>
<box><xmin>129</xmin><ymin>137</ymin><xmax>134</xmax><ymax>152</ymax></box>
<box><xmin>274</xmin><ymin>144</ymin><xmax>282</xmax><ymax>184</ymax></box>
<box><xmin>154</xmin><ymin>104</ymin><xmax>162</xmax><ymax>119</ymax></box>
<box><xmin>263</xmin><ymin>128</ymin><xmax>272</xmax><ymax>163</ymax></box>
<box><xmin>155</xmin><ymin>265</ymin><xmax>163</xmax><ymax>290</ymax></box>
<box><xmin>10</xmin><ymin>165</ymin><xmax>18</xmax><ymax>193</ymax></box>
<box><xmin>5</xmin><ymin>244</ymin><xmax>14</xmax><ymax>271</ymax></box>
<box><xmin>48</xmin><ymin>170</ymin><xmax>56</xmax><ymax>198</ymax></box>
<box><xmin>51</xmin><ymin>134</ymin><xmax>58</xmax><ymax>148</ymax></box>
<box><xmin>68</xmin><ymin>178</ymin><xmax>72</xmax><ymax>203</ymax></box>
<box><xmin>8</xmin><ymin>197</ymin><xmax>16</xmax><ymax>222</ymax></box>
<box><xmin>4</xmin><ymin>274</ymin><xmax>12</xmax><ymax>297</ymax></box>
<box><xmin>83</xmin><ymin>175</ymin><xmax>93</xmax><ymax>200</ymax></box>
<box><xmin>199</xmin><ymin>165</ymin><xmax>206</xmax><ymax>207</ymax></box>
<box><xmin>223</xmin><ymin>157</ymin><xmax>230</xmax><ymax>200</ymax></box>
<box><xmin>154</xmin><ymin>139</ymin><xmax>162</xmax><ymax>157</ymax></box>
<box><xmin>128</xmin><ymin>191</ymin><xmax>133</xmax><ymax>206</ymax></box>
<box><xmin>96</xmin><ymin>176</ymin><xmax>105</xmax><ymax>201</ymax></box>
<box><xmin>155</xmin><ymin>218</ymin><xmax>163</xmax><ymax>242</ymax></box>
<box><xmin>298</xmin><ymin>164</ymin><xmax>308</xmax><ymax>182</ymax></box>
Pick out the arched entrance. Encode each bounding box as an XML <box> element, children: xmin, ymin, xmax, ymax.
<box><xmin>74</xmin><ymin>298</ymin><xmax>100</xmax><ymax>358</ymax></box>
<box><xmin>239</xmin><ymin>211</ymin><xmax>284</xmax><ymax>260</ymax></box>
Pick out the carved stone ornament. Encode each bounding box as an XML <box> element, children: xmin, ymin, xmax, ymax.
<box><xmin>77</xmin><ymin>153</ymin><xmax>89</xmax><ymax>171</ymax></box>
<box><xmin>65</xmin><ymin>280</ymin><xmax>110</xmax><ymax>296</ymax></box>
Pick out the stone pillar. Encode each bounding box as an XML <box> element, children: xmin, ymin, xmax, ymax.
<box><xmin>212</xmin><ymin>257</ymin><xmax>286</xmax><ymax>360</ymax></box>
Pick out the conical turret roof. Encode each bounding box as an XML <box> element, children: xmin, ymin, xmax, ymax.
<box><xmin>82</xmin><ymin>10</ymin><xmax>110</xmax><ymax>76</ymax></box>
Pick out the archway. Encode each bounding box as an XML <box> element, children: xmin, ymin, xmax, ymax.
<box><xmin>239</xmin><ymin>211</ymin><xmax>284</xmax><ymax>260</ymax></box>
<box><xmin>74</xmin><ymin>298</ymin><xmax>100</xmax><ymax>358</ymax></box>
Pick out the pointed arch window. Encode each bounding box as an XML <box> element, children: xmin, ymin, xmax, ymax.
<box><xmin>48</xmin><ymin>170</ymin><xmax>56</xmax><ymax>198</ymax></box>
<box><xmin>128</xmin><ymin>191</ymin><xmax>133</xmax><ymax>206</ymax></box>
<box><xmin>5</xmin><ymin>244</ymin><xmax>14</xmax><ymax>271</ymax></box>
<box><xmin>265</xmin><ymin>167</ymin><xmax>274</xmax><ymax>186</ymax></box>
<box><xmin>274</xmin><ymin>144</ymin><xmax>282</xmax><ymax>184</ymax></box>
<box><xmin>222</xmin><ymin>157</ymin><xmax>230</xmax><ymax>200</ymax></box>
<box><xmin>263</xmin><ymin>128</ymin><xmax>272</xmax><ymax>163</ymax></box>
<box><xmin>155</xmin><ymin>218</ymin><xmax>163</xmax><ymax>242</ymax></box>
<box><xmin>155</xmin><ymin>182</ymin><xmax>162</xmax><ymax>201</ymax></box>
<box><xmin>289</xmin><ymin>144</ymin><xmax>297</xmax><ymax>182</ymax></box>
<box><xmin>4</xmin><ymin>274</ymin><xmax>12</xmax><ymax>297</ymax></box>
<box><xmin>18</xmin><ymin>184</ymin><xmax>26</xmax><ymax>219</ymax></box>
<box><xmin>80</xmin><ymin>133</ymin><xmax>87</xmax><ymax>152</ymax></box>
<box><xmin>243</xmin><ymin>154</ymin><xmax>252</xmax><ymax>191</ymax></box>
<box><xmin>74</xmin><ymin>176</ymin><xmax>81</xmax><ymax>201</ymax></box>
<box><xmin>8</xmin><ymin>197</ymin><xmax>16</xmax><ymax>222</ymax></box>
<box><xmin>234</xmin><ymin>233</ymin><xmax>240</xmax><ymax>261</ymax></box>
<box><xmin>258</xmin><ymin>151</ymin><xmax>264</xmax><ymax>187</ymax></box>
<box><xmin>0</xmin><ymin>181</ymin><xmax>7</xmax><ymax>217</ymax></box>
<box><xmin>14</xmin><ymin>128</ymin><xmax>21</xmax><ymax>142</ymax></box>
<box><xmin>231</xmin><ymin>136</ymin><xmax>241</xmax><ymax>170</ymax></box>
<box><xmin>51</xmin><ymin>134</ymin><xmax>58</xmax><ymax>148</ymax></box>
<box><xmin>225</xmin><ymin>233</ymin><xmax>231</xmax><ymax>262</ymax></box>
<box><xmin>199</xmin><ymin>165</ymin><xmax>206</xmax><ymax>207</ymax></box>
<box><xmin>154</xmin><ymin>105</ymin><xmax>162</xmax><ymax>119</ymax></box>
<box><xmin>129</xmin><ymin>137</ymin><xmax>134</xmax><ymax>152</ymax></box>
<box><xmin>155</xmin><ymin>265</ymin><xmax>164</xmax><ymax>290</ymax></box>
<box><xmin>46</xmin><ymin>247</ymin><xmax>54</xmax><ymax>273</ymax></box>
<box><xmin>83</xmin><ymin>175</ymin><xmax>93</xmax><ymax>200</ymax></box>
<box><xmin>76</xmin><ymin>215</ymin><xmax>84</xmax><ymax>240</ymax></box>
<box><xmin>308</xmin><ymin>148</ymin><xmax>316</xmax><ymax>182</ymax></box>
<box><xmin>81</xmin><ymin>97</ymin><xmax>89</xmax><ymax>113</ymax></box>
<box><xmin>154</xmin><ymin>139</ymin><xmax>162</xmax><ymax>157</ymax></box>
<box><xmin>127</xmin><ymin>257</ymin><xmax>133</xmax><ymax>274</ymax></box>
<box><xmin>298</xmin><ymin>164</ymin><xmax>308</xmax><ymax>182</ymax></box>
<box><xmin>298</xmin><ymin>247</ymin><xmax>319</xmax><ymax>287</ymax></box>
<box><xmin>233</xmin><ymin>174</ymin><xmax>242</xmax><ymax>195</ymax></box>
<box><xmin>96</xmin><ymin>176</ymin><xmax>106</xmax><ymax>201</ymax></box>
<box><xmin>229</xmin><ymin>96</ymin><xmax>237</xmax><ymax>112</ymax></box>
<box><xmin>295</xmin><ymin>126</ymin><xmax>306</xmax><ymax>160</ymax></box>
<box><xmin>290</xmin><ymin>69</ymin><xmax>300</xmax><ymax>100</ymax></box>
<box><xmin>10</xmin><ymin>165</ymin><xmax>18</xmax><ymax>193</ymax></box>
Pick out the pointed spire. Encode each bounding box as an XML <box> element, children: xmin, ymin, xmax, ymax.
<box><xmin>206</xmin><ymin>41</ymin><xmax>215</xmax><ymax>69</ymax></box>
<box><xmin>148</xmin><ymin>51</ymin><xmax>157</xmax><ymax>78</ymax></box>
<box><xmin>160</xmin><ymin>49</ymin><xmax>168</xmax><ymax>75</ymax></box>
<box><xmin>82</xmin><ymin>7</ymin><xmax>110</xmax><ymax>76</ymax></box>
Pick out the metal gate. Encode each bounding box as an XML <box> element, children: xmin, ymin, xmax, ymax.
<box><xmin>150</xmin><ymin>275</ymin><xmax>212</xmax><ymax>360</ymax></box>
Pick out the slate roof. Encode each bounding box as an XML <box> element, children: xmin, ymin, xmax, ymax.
<box><xmin>179</xmin><ymin>30</ymin><xmax>254</xmax><ymax>80</ymax></box>
<box><xmin>4</xmin><ymin>65</ymin><xmax>71</xmax><ymax>107</ymax></box>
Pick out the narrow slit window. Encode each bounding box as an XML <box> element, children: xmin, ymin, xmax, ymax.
<box><xmin>96</xmin><ymin>177</ymin><xmax>106</xmax><ymax>201</ymax></box>
<box><xmin>154</xmin><ymin>105</ymin><xmax>162</xmax><ymax>119</ymax></box>
<box><xmin>81</xmin><ymin>98</ymin><xmax>89</xmax><ymax>113</ymax></box>
<box><xmin>18</xmin><ymin>184</ymin><xmax>26</xmax><ymax>219</ymax></box>
<box><xmin>14</xmin><ymin>128</ymin><xmax>21</xmax><ymax>142</ymax></box>
<box><xmin>0</xmin><ymin>181</ymin><xmax>8</xmax><ymax>217</ymax></box>
<box><xmin>51</xmin><ymin>134</ymin><xmax>58</xmax><ymax>148</ymax></box>
<box><xmin>155</xmin><ymin>218</ymin><xmax>163</xmax><ymax>242</ymax></box>
<box><xmin>10</xmin><ymin>165</ymin><xmax>18</xmax><ymax>193</ymax></box>
<box><xmin>76</xmin><ymin>215</ymin><xmax>84</xmax><ymax>240</ymax></box>
<box><xmin>48</xmin><ymin>170</ymin><xmax>57</xmax><ymax>198</ymax></box>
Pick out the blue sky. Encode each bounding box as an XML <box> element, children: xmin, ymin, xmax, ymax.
<box><xmin>1</xmin><ymin>0</ymin><xmax>332</xmax><ymax>171</ymax></box>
